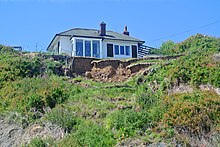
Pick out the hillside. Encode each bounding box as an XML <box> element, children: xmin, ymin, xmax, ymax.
<box><xmin>0</xmin><ymin>34</ymin><xmax>219</xmax><ymax>146</ymax></box>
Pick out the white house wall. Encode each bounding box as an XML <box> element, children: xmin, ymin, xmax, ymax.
<box><xmin>102</xmin><ymin>39</ymin><xmax>138</xmax><ymax>59</ymax></box>
<box><xmin>59</xmin><ymin>36</ymin><xmax>72</xmax><ymax>55</ymax></box>
<box><xmin>49</xmin><ymin>36</ymin><xmax>139</xmax><ymax>59</ymax></box>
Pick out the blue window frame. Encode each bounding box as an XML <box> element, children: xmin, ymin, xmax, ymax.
<box><xmin>92</xmin><ymin>40</ymin><xmax>100</xmax><ymax>58</ymax></box>
<box><xmin>114</xmin><ymin>45</ymin><xmax>119</xmax><ymax>55</ymax></box>
<box><xmin>85</xmin><ymin>40</ymin><xmax>91</xmax><ymax>57</ymax></box>
<box><xmin>120</xmin><ymin>46</ymin><xmax>124</xmax><ymax>55</ymax></box>
<box><xmin>76</xmin><ymin>39</ymin><xmax>83</xmax><ymax>56</ymax></box>
<box><xmin>125</xmin><ymin>46</ymin><xmax>130</xmax><ymax>55</ymax></box>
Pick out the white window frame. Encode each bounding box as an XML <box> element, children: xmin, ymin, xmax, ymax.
<box><xmin>72</xmin><ymin>37</ymin><xmax>102</xmax><ymax>58</ymax></box>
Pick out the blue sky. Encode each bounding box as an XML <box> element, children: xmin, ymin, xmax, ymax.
<box><xmin>0</xmin><ymin>0</ymin><xmax>220</xmax><ymax>52</ymax></box>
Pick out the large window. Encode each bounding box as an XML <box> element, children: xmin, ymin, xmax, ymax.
<box><xmin>114</xmin><ymin>45</ymin><xmax>119</xmax><ymax>55</ymax></box>
<box><xmin>85</xmin><ymin>40</ymin><xmax>91</xmax><ymax>57</ymax></box>
<box><xmin>125</xmin><ymin>46</ymin><xmax>130</xmax><ymax>55</ymax></box>
<box><xmin>76</xmin><ymin>39</ymin><xmax>83</xmax><ymax>56</ymax></box>
<box><xmin>120</xmin><ymin>46</ymin><xmax>125</xmax><ymax>55</ymax></box>
<box><xmin>93</xmin><ymin>40</ymin><xmax>100</xmax><ymax>58</ymax></box>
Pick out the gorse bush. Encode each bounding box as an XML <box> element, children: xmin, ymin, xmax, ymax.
<box><xmin>153</xmin><ymin>34</ymin><xmax>220</xmax><ymax>56</ymax></box>
<box><xmin>0</xmin><ymin>77</ymin><xmax>70</xmax><ymax>118</ymax></box>
<box><xmin>0</xmin><ymin>55</ymin><xmax>43</xmax><ymax>85</ymax></box>
<box><xmin>144</xmin><ymin>34</ymin><xmax>220</xmax><ymax>88</ymax></box>
<box><xmin>162</xmin><ymin>91</ymin><xmax>220</xmax><ymax>135</ymax></box>
<box><xmin>150</xmin><ymin>40</ymin><xmax>176</xmax><ymax>55</ymax></box>
<box><xmin>0</xmin><ymin>46</ymin><xmax>64</xmax><ymax>88</ymax></box>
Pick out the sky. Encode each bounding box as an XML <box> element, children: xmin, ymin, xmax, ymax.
<box><xmin>0</xmin><ymin>0</ymin><xmax>220</xmax><ymax>52</ymax></box>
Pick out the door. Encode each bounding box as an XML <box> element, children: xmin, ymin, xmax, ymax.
<box><xmin>132</xmin><ymin>45</ymin><xmax>137</xmax><ymax>58</ymax></box>
<box><xmin>107</xmin><ymin>44</ymin><xmax>113</xmax><ymax>57</ymax></box>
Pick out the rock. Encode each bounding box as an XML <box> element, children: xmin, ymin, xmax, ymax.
<box><xmin>213</xmin><ymin>53</ymin><xmax>220</xmax><ymax>62</ymax></box>
<box><xmin>0</xmin><ymin>117</ymin><xmax>24</xmax><ymax>147</ymax></box>
<box><xmin>85</xmin><ymin>71</ymin><xmax>92</xmax><ymax>79</ymax></box>
<box><xmin>199</xmin><ymin>84</ymin><xmax>220</xmax><ymax>96</ymax></box>
<box><xmin>0</xmin><ymin>117</ymin><xmax>65</xmax><ymax>147</ymax></box>
<box><xmin>168</xmin><ymin>84</ymin><xmax>193</xmax><ymax>95</ymax></box>
<box><xmin>20</xmin><ymin>122</ymin><xmax>65</xmax><ymax>145</ymax></box>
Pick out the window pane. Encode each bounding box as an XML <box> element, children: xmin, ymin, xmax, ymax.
<box><xmin>85</xmin><ymin>40</ymin><xmax>91</xmax><ymax>57</ymax></box>
<box><xmin>125</xmin><ymin>46</ymin><xmax>130</xmax><ymax>55</ymax></box>
<box><xmin>76</xmin><ymin>39</ymin><xmax>83</xmax><ymax>56</ymax></box>
<box><xmin>114</xmin><ymin>45</ymin><xmax>119</xmax><ymax>55</ymax></box>
<box><xmin>120</xmin><ymin>46</ymin><xmax>124</xmax><ymax>55</ymax></box>
<box><xmin>93</xmin><ymin>40</ymin><xmax>100</xmax><ymax>58</ymax></box>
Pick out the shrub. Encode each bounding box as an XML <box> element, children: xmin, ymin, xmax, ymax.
<box><xmin>162</xmin><ymin>91</ymin><xmax>220</xmax><ymax>135</ymax></box>
<box><xmin>24</xmin><ymin>94</ymin><xmax>45</xmax><ymax>112</ymax></box>
<box><xmin>45</xmin><ymin>88</ymin><xmax>68</xmax><ymax>108</ymax></box>
<box><xmin>44</xmin><ymin>59</ymin><xmax>63</xmax><ymax>75</ymax></box>
<box><xmin>106</xmin><ymin>109</ymin><xmax>148</xmax><ymax>139</ymax></box>
<box><xmin>160</xmin><ymin>40</ymin><xmax>176</xmax><ymax>55</ymax></box>
<box><xmin>0</xmin><ymin>45</ymin><xmax>17</xmax><ymax>53</ymax></box>
<box><xmin>46</xmin><ymin>107</ymin><xmax>78</xmax><ymax>133</ymax></box>
<box><xmin>136</xmin><ymin>85</ymin><xmax>159</xmax><ymax>110</ymax></box>
<box><xmin>59</xmin><ymin>121</ymin><xmax>116</xmax><ymax>147</ymax></box>
<box><xmin>28</xmin><ymin>137</ymin><xmax>47</xmax><ymax>147</ymax></box>
<box><xmin>0</xmin><ymin>77</ymin><xmax>71</xmax><ymax>123</ymax></box>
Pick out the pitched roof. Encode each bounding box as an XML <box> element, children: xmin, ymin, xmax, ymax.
<box><xmin>58</xmin><ymin>28</ymin><xmax>144</xmax><ymax>43</ymax></box>
<box><xmin>47</xmin><ymin>28</ymin><xmax>144</xmax><ymax>51</ymax></box>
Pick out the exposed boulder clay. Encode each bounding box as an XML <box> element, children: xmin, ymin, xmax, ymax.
<box><xmin>86</xmin><ymin>62</ymin><xmax>157</xmax><ymax>82</ymax></box>
<box><xmin>0</xmin><ymin>117</ymin><xmax>65</xmax><ymax>146</ymax></box>
<box><xmin>87</xmin><ymin>65</ymin><xmax>131</xmax><ymax>82</ymax></box>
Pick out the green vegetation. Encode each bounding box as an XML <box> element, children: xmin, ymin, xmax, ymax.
<box><xmin>106</xmin><ymin>109</ymin><xmax>147</xmax><ymax>139</ymax></box>
<box><xmin>0</xmin><ymin>34</ymin><xmax>220</xmax><ymax>146</ymax></box>
<box><xmin>28</xmin><ymin>138</ymin><xmax>47</xmax><ymax>147</ymax></box>
<box><xmin>59</xmin><ymin>121</ymin><xmax>116</xmax><ymax>147</ymax></box>
<box><xmin>45</xmin><ymin>107</ymin><xmax>78</xmax><ymax>133</ymax></box>
<box><xmin>162</xmin><ymin>91</ymin><xmax>220</xmax><ymax>135</ymax></box>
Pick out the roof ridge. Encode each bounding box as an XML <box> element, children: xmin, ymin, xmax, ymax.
<box><xmin>59</xmin><ymin>28</ymin><xmax>99</xmax><ymax>35</ymax></box>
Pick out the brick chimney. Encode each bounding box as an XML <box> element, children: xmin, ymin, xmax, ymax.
<box><xmin>100</xmin><ymin>22</ymin><xmax>106</xmax><ymax>36</ymax></box>
<box><xmin>123</xmin><ymin>25</ymin><xmax>129</xmax><ymax>36</ymax></box>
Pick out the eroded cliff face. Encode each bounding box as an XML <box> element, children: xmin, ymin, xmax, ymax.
<box><xmin>0</xmin><ymin>117</ymin><xmax>65</xmax><ymax>147</ymax></box>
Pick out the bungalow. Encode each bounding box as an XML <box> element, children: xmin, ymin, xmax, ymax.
<box><xmin>47</xmin><ymin>22</ymin><xmax>145</xmax><ymax>59</ymax></box>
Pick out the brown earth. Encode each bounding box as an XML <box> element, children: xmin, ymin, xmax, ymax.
<box><xmin>86</xmin><ymin>64</ymin><xmax>132</xmax><ymax>82</ymax></box>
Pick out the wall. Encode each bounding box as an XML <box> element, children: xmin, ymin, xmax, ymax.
<box><xmin>102</xmin><ymin>39</ymin><xmax>138</xmax><ymax>59</ymax></box>
<box><xmin>60</xmin><ymin>36</ymin><xmax>72</xmax><ymax>56</ymax></box>
<box><xmin>70</xmin><ymin>57</ymin><xmax>98</xmax><ymax>75</ymax></box>
<box><xmin>69</xmin><ymin>54</ymin><xmax>182</xmax><ymax>75</ymax></box>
